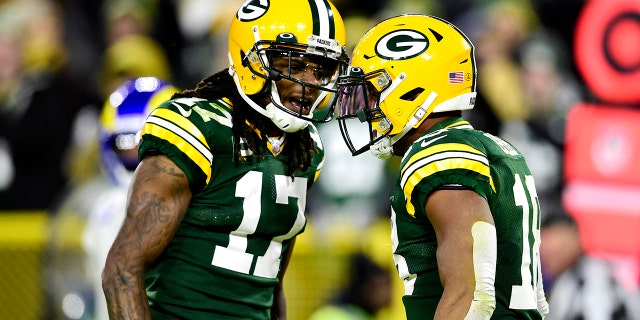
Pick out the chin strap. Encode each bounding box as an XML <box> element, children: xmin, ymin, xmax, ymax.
<box><xmin>268</xmin><ymin>81</ymin><xmax>310</xmax><ymax>132</ymax></box>
<box><xmin>370</xmin><ymin>137</ymin><xmax>394</xmax><ymax>160</ymax></box>
<box><xmin>228</xmin><ymin>63</ymin><xmax>309</xmax><ymax>133</ymax></box>
<box><xmin>369</xmin><ymin>91</ymin><xmax>438</xmax><ymax>159</ymax></box>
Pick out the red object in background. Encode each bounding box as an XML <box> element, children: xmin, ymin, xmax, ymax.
<box><xmin>563</xmin><ymin>103</ymin><xmax>640</xmax><ymax>257</ymax></box>
<box><xmin>574</xmin><ymin>0</ymin><xmax>640</xmax><ymax>104</ymax></box>
<box><xmin>570</xmin><ymin>0</ymin><xmax>640</xmax><ymax>288</ymax></box>
<box><xmin>564</xmin><ymin>104</ymin><xmax>640</xmax><ymax>185</ymax></box>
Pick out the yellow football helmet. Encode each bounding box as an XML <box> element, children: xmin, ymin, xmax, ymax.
<box><xmin>336</xmin><ymin>14</ymin><xmax>477</xmax><ymax>158</ymax></box>
<box><xmin>228</xmin><ymin>0</ymin><xmax>349</xmax><ymax>132</ymax></box>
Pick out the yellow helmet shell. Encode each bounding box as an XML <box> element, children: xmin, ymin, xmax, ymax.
<box><xmin>228</xmin><ymin>0</ymin><xmax>347</xmax><ymax>95</ymax></box>
<box><xmin>351</xmin><ymin>14</ymin><xmax>476</xmax><ymax>135</ymax></box>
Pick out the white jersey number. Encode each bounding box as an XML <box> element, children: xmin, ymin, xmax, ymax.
<box><xmin>391</xmin><ymin>173</ymin><xmax>544</xmax><ymax>309</ymax></box>
<box><xmin>211</xmin><ymin>171</ymin><xmax>307</xmax><ymax>278</ymax></box>
<box><xmin>509</xmin><ymin>174</ymin><xmax>542</xmax><ymax>309</ymax></box>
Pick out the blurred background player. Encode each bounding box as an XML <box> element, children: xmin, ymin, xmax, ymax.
<box><xmin>540</xmin><ymin>213</ymin><xmax>640</xmax><ymax>320</ymax></box>
<box><xmin>101</xmin><ymin>0</ymin><xmax>349</xmax><ymax>319</ymax></box>
<box><xmin>336</xmin><ymin>14</ymin><xmax>548</xmax><ymax>319</ymax></box>
<box><xmin>47</xmin><ymin>76</ymin><xmax>177</xmax><ymax>320</ymax></box>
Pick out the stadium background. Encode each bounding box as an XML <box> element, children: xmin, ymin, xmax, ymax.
<box><xmin>1</xmin><ymin>0</ymin><xmax>640</xmax><ymax>319</ymax></box>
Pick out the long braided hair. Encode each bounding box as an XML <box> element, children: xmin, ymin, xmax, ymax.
<box><xmin>171</xmin><ymin>69</ymin><xmax>317</xmax><ymax>177</ymax></box>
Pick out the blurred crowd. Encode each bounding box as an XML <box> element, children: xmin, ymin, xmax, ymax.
<box><xmin>0</xmin><ymin>0</ymin><xmax>235</xmax><ymax>211</ymax></box>
<box><xmin>0</xmin><ymin>0</ymin><xmax>587</xmax><ymax>218</ymax></box>
<box><xmin>2</xmin><ymin>0</ymin><xmax>639</xmax><ymax>319</ymax></box>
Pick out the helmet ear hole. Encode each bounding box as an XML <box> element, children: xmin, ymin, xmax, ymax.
<box><xmin>399</xmin><ymin>88</ymin><xmax>425</xmax><ymax>101</ymax></box>
<box><xmin>240</xmin><ymin>51</ymin><xmax>248</xmax><ymax>67</ymax></box>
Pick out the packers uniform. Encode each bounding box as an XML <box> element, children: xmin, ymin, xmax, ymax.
<box><xmin>138</xmin><ymin>97</ymin><xmax>324</xmax><ymax>319</ymax></box>
<box><xmin>391</xmin><ymin>117</ymin><xmax>544</xmax><ymax>319</ymax></box>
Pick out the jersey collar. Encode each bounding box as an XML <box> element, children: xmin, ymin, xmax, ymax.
<box><xmin>427</xmin><ymin>117</ymin><xmax>473</xmax><ymax>133</ymax></box>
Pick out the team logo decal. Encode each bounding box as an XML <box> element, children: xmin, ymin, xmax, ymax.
<box><xmin>375</xmin><ymin>29</ymin><xmax>429</xmax><ymax>60</ymax></box>
<box><xmin>237</xmin><ymin>0</ymin><xmax>269</xmax><ymax>22</ymax></box>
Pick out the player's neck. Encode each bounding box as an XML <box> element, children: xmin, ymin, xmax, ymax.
<box><xmin>263</xmin><ymin>120</ymin><xmax>284</xmax><ymax>138</ymax></box>
<box><xmin>392</xmin><ymin>114</ymin><xmax>457</xmax><ymax>156</ymax></box>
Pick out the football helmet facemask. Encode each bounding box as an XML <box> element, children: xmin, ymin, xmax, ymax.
<box><xmin>228</xmin><ymin>0</ymin><xmax>349</xmax><ymax>132</ymax></box>
<box><xmin>99</xmin><ymin>77</ymin><xmax>178</xmax><ymax>186</ymax></box>
<box><xmin>336</xmin><ymin>14</ymin><xmax>477</xmax><ymax>158</ymax></box>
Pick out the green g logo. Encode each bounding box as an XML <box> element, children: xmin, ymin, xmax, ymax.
<box><xmin>375</xmin><ymin>29</ymin><xmax>429</xmax><ymax>60</ymax></box>
<box><xmin>237</xmin><ymin>0</ymin><xmax>269</xmax><ymax>22</ymax></box>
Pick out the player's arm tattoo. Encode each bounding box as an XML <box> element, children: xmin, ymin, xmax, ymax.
<box><xmin>103</xmin><ymin>155</ymin><xmax>191</xmax><ymax>320</ymax></box>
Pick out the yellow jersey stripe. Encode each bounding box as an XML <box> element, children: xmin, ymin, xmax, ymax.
<box><xmin>444</xmin><ymin>120</ymin><xmax>473</xmax><ymax>129</ymax></box>
<box><xmin>402</xmin><ymin>143</ymin><xmax>485</xmax><ymax>176</ymax></box>
<box><xmin>142</xmin><ymin>120</ymin><xmax>212</xmax><ymax>183</ymax></box>
<box><xmin>401</xmin><ymin>147</ymin><xmax>495</xmax><ymax>217</ymax></box>
<box><xmin>151</xmin><ymin>108</ymin><xmax>211</xmax><ymax>147</ymax></box>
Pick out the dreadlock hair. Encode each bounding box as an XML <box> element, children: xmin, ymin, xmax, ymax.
<box><xmin>171</xmin><ymin>69</ymin><xmax>317</xmax><ymax>177</ymax></box>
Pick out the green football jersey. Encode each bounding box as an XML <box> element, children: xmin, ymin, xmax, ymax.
<box><xmin>390</xmin><ymin>117</ymin><xmax>545</xmax><ymax>319</ymax></box>
<box><xmin>138</xmin><ymin>97</ymin><xmax>324</xmax><ymax>319</ymax></box>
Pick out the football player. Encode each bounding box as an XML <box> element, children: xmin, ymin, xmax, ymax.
<box><xmin>101</xmin><ymin>0</ymin><xmax>348</xmax><ymax>319</ymax></box>
<box><xmin>88</xmin><ymin>77</ymin><xmax>178</xmax><ymax>320</ymax></box>
<box><xmin>47</xmin><ymin>76</ymin><xmax>177</xmax><ymax>320</ymax></box>
<box><xmin>336</xmin><ymin>14</ymin><xmax>549</xmax><ymax>319</ymax></box>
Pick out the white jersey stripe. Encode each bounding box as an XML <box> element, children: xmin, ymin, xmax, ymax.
<box><xmin>147</xmin><ymin>116</ymin><xmax>214</xmax><ymax>162</ymax></box>
<box><xmin>401</xmin><ymin>151</ymin><xmax>489</xmax><ymax>187</ymax></box>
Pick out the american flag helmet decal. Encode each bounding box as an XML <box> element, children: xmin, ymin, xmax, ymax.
<box><xmin>449</xmin><ymin>71</ymin><xmax>464</xmax><ymax>84</ymax></box>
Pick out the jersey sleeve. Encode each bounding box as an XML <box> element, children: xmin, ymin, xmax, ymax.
<box><xmin>138</xmin><ymin>99</ymin><xmax>214</xmax><ymax>192</ymax></box>
<box><xmin>399</xmin><ymin>131</ymin><xmax>495</xmax><ymax>218</ymax></box>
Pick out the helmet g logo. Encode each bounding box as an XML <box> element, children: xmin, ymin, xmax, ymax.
<box><xmin>237</xmin><ymin>0</ymin><xmax>269</xmax><ymax>22</ymax></box>
<box><xmin>375</xmin><ymin>29</ymin><xmax>429</xmax><ymax>60</ymax></box>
